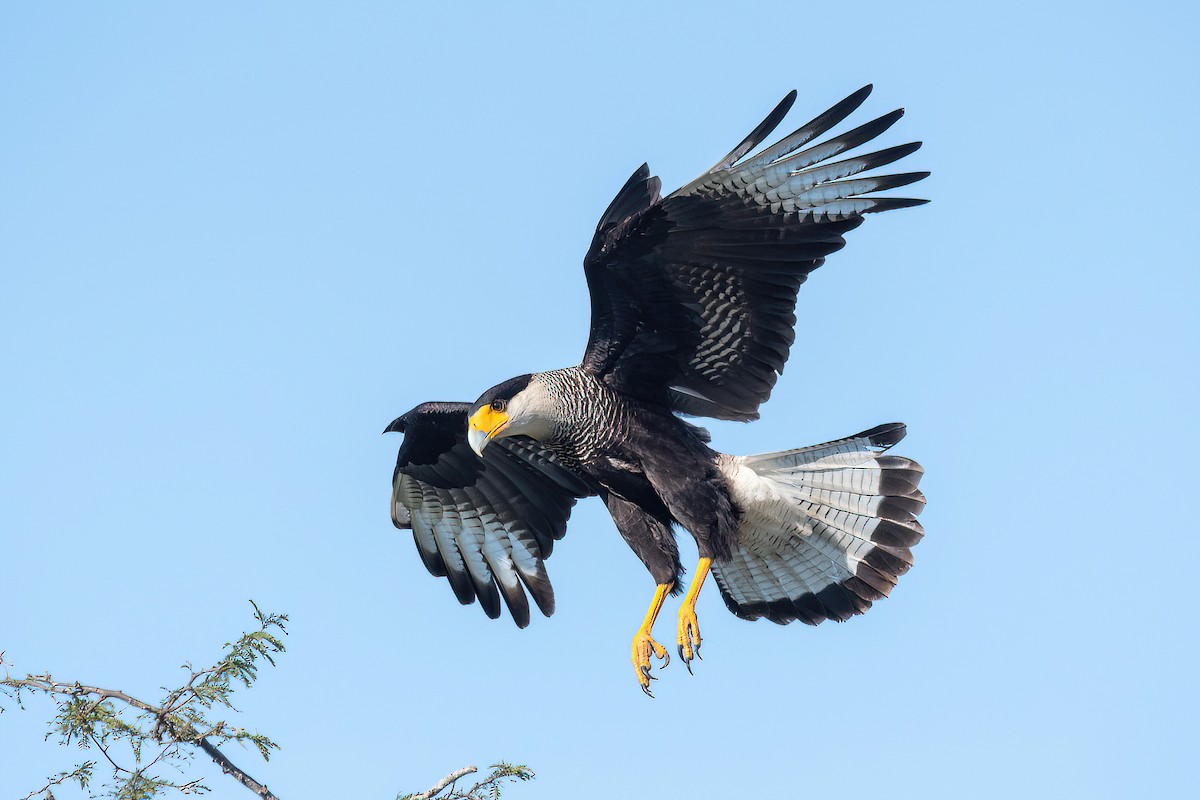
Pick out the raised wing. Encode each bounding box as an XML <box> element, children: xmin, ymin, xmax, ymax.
<box><xmin>385</xmin><ymin>402</ymin><xmax>595</xmax><ymax>627</ymax></box>
<box><xmin>581</xmin><ymin>85</ymin><xmax>928</xmax><ymax>421</ymax></box>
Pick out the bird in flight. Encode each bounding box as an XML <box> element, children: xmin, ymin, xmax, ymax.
<box><xmin>385</xmin><ymin>86</ymin><xmax>927</xmax><ymax>696</ymax></box>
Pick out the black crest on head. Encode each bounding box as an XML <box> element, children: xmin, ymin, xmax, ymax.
<box><xmin>472</xmin><ymin>374</ymin><xmax>533</xmax><ymax>412</ymax></box>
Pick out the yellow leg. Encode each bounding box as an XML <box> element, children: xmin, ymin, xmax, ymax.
<box><xmin>677</xmin><ymin>558</ymin><xmax>711</xmax><ymax>672</ymax></box>
<box><xmin>631</xmin><ymin>582</ymin><xmax>672</xmax><ymax>697</ymax></box>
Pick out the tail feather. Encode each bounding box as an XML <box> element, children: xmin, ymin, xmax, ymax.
<box><xmin>715</xmin><ymin>423</ymin><xmax>925</xmax><ymax>625</ymax></box>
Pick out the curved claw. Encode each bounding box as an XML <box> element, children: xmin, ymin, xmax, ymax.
<box><xmin>632</xmin><ymin>629</ymin><xmax>670</xmax><ymax>696</ymax></box>
<box><xmin>661</xmin><ymin>650</ymin><xmax>670</xmax><ymax>669</ymax></box>
<box><xmin>677</xmin><ymin>602</ymin><xmax>703</xmax><ymax>671</ymax></box>
<box><xmin>678</xmin><ymin>644</ymin><xmax>694</xmax><ymax>676</ymax></box>
<box><xmin>641</xmin><ymin>683</ymin><xmax>655</xmax><ymax>699</ymax></box>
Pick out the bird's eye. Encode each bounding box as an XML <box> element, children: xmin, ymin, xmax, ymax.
<box><xmin>491</xmin><ymin>399</ymin><xmax>507</xmax><ymax>412</ymax></box>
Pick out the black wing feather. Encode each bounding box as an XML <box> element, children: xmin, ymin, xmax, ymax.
<box><xmin>710</xmin><ymin>89</ymin><xmax>797</xmax><ymax>170</ymax></box>
<box><xmin>580</xmin><ymin>86</ymin><xmax>928</xmax><ymax>421</ymax></box>
<box><xmin>386</xmin><ymin>402</ymin><xmax>595</xmax><ymax>627</ymax></box>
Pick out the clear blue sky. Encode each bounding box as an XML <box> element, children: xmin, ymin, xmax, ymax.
<box><xmin>2</xmin><ymin>3</ymin><xmax>1197</xmax><ymax>798</ymax></box>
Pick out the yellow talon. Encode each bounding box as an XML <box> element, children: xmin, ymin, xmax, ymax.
<box><xmin>677</xmin><ymin>558</ymin><xmax>711</xmax><ymax>673</ymax></box>
<box><xmin>631</xmin><ymin>583</ymin><xmax>672</xmax><ymax>696</ymax></box>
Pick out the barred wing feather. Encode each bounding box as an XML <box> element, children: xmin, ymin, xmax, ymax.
<box><xmin>386</xmin><ymin>402</ymin><xmax>595</xmax><ymax>627</ymax></box>
<box><xmin>582</xmin><ymin>86</ymin><xmax>928</xmax><ymax>421</ymax></box>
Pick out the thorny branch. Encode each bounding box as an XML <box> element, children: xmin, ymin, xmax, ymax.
<box><xmin>1</xmin><ymin>602</ymin><xmax>286</xmax><ymax>799</ymax></box>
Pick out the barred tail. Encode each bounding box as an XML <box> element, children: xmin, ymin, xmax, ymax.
<box><xmin>714</xmin><ymin>423</ymin><xmax>925</xmax><ymax>625</ymax></box>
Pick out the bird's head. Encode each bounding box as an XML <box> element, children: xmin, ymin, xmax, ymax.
<box><xmin>466</xmin><ymin>373</ymin><xmax>553</xmax><ymax>456</ymax></box>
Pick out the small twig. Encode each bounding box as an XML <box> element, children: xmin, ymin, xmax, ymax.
<box><xmin>87</xmin><ymin>731</ymin><xmax>127</xmax><ymax>775</ymax></box>
<box><xmin>18</xmin><ymin>764</ymin><xmax>94</xmax><ymax>800</ymax></box>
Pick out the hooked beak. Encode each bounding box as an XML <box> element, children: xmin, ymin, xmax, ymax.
<box><xmin>467</xmin><ymin>426</ymin><xmax>489</xmax><ymax>457</ymax></box>
<box><xmin>466</xmin><ymin>405</ymin><xmax>510</xmax><ymax>457</ymax></box>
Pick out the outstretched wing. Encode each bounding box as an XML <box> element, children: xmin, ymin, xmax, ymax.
<box><xmin>385</xmin><ymin>402</ymin><xmax>595</xmax><ymax>627</ymax></box>
<box><xmin>581</xmin><ymin>85</ymin><xmax>928</xmax><ymax>421</ymax></box>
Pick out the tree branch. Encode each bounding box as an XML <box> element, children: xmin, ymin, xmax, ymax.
<box><xmin>412</xmin><ymin>766</ymin><xmax>477</xmax><ymax>800</ymax></box>
<box><xmin>400</xmin><ymin>762</ymin><xmax>534</xmax><ymax>800</ymax></box>
<box><xmin>197</xmin><ymin>737</ymin><xmax>279</xmax><ymax>799</ymax></box>
<box><xmin>1</xmin><ymin>602</ymin><xmax>288</xmax><ymax>799</ymax></box>
<box><xmin>1</xmin><ymin>673</ymin><xmax>280</xmax><ymax>798</ymax></box>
